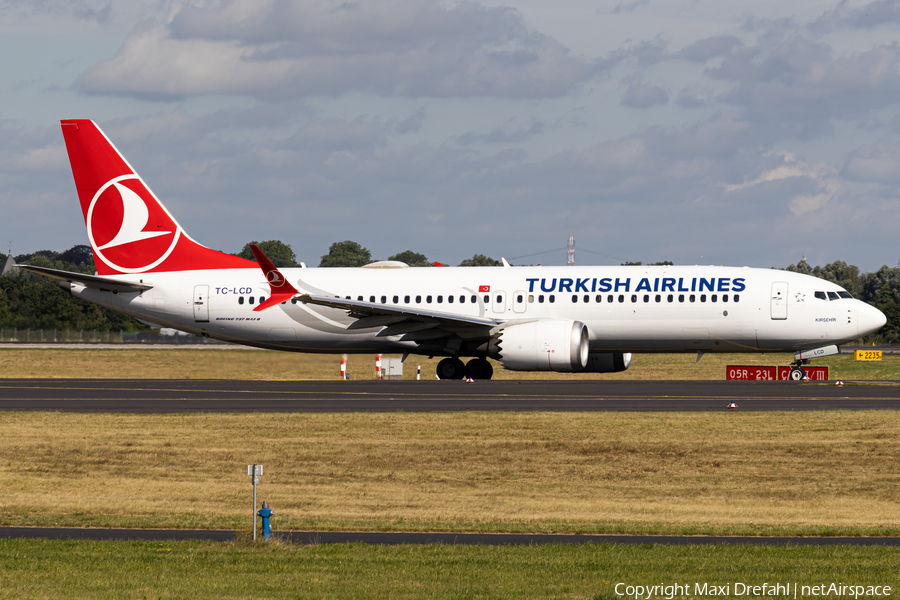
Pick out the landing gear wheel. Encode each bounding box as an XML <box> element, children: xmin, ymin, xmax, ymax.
<box><xmin>788</xmin><ymin>367</ymin><xmax>807</xmax><ymax>381</ymax></box>
<box><xmin>437</xmin><ymin>357</ymin><xmax>465</xmax><ymax>380</ymax></box>
<box><xmin>465</xmin><ymin>358</ymin><xmax>494</xmax><ymax>380</ymax></box>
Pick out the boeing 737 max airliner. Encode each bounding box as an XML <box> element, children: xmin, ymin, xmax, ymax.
<box><xmin>18</xmin><ymin>120</ymin><xmax>887</xmax><ymax>380</ymax></box>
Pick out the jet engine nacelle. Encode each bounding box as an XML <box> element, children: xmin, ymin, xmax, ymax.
<box><xmin>492</xmin><ymin>319</ymin><xmax>589</xmax><ymax>372</ymax></box>
<box><xmin>578</xmin><ymin>352</ymin><xmax>632</xmax><ymax>373</ymax></box>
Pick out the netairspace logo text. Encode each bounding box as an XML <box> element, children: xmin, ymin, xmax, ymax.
<box><xmin>614</xmin><ymin>582</ymin><xmax>893</xmax><ymax>599</ymax></box>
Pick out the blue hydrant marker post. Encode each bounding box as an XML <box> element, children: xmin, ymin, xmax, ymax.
<box><xmin>258</xmin><ymin>501</ymin><xmax>273</xmax><ymax>541</ymax></box>
<box><xmin>247</xmin><ymin>464</ymin><xmax>262</xmax><ymax>542</ymax></box>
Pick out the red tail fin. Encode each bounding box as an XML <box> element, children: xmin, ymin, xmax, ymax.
<box><xmin>60</xmin><ymin>119</ymin><xmax>255</xmax><ymax>275</ymax></box>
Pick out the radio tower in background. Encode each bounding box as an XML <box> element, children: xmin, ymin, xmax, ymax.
<box><xmin>567</xmin><ymin>228</ymin><xmax>575</xmax><ymax>266</ymax></box>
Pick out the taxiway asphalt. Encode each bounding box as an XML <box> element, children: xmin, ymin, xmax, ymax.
<box><xmin>0</xmin><ymin>378</ymin><xmax>898</xmax><ymax>412</ymax></box>
<box><xmin>2</xmin><ymin>527</ymin><xmax>899</xmax><ymax>546</ymax></box>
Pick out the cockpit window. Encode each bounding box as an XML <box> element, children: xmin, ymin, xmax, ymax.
<box><xmin>814</xmin><ymin>291</ymin><xmax>827</xmax><ymax>300</ymax></box>
<box><xmin>827</xmin><ymin>291</ymin><xmax>839</xmax><ymax>301</ymax></box>
<box><xmin>838</xmin><ymin>291</ymin><xmax>853</xmax><ymax>299</ymax></box>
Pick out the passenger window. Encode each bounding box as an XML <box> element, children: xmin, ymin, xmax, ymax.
<box><xmin>404</xmin><ymin>295</ymin><xmax>410</xmax><ymax>303</ymax></box>
<box><xmin>827</xmin><ymin>292</ymin><xmax>839</xmax><ymax>300</ymax></box>
<box><xmin>723</xmin><ymin>294</ymin><xmax>728</xmax><ymax>303</ymax></box>
<box><xmin>667</xmin><ymin>294</ymin><xmax>673</xmax><ymax>302</ymax></box>
<box><xmin>596</xmin><ymin>295</ymin><xmax>602</xmax><ymax>303</ymax></box>
<box><xmin>357</xmin><ymin>296</ymin><xmax>363</xmax><ymax>301</ymax></box>
<box><xmin>643</xmin><ymin>294</ymin><xmax>649</xmax><ymax>303</ymax></box>
<box><xmin>584</xmin><ymin>295</ymin><xmax>589</xmax><ymax>303</ymax></box>
<box><xmin>392</xmin><ymin>295</ymin><xmax>399</xmax><ymax>303</ymax></box>
<box><xmin>239</xmin><ymin>297</ymin><xmax>244</xmax><ymax>305</ymax></box>
<box><xmin>249</xmin><ymin>297</ymin><xmax>255</xmax><ymax>305</ymax></box>
<box><xmin>678</xmin><ymin>294</ymin><xmax>684</xmax><ymax>303</ymax></box>
<box><xmin>460</xmin><ymin>295</ymin><xmax>465</xmax><ymax>303</ymax></box>
<box><xmin>416</xmin><ymin>295</ymin><xmax>422</xmax><ymax>303</ymax></box>
<box><xmin>689</xmin><ymin>294</ymin><xmax>695</xmax><ymax>303</ymax></box>
<box><xmin>471</xmin><ymin>295</ymin><xmax>477</xmax><ymax>303</ymax></box>
<box><xmin>655</xmin><ymin>294</ymin><xmax>661</xmax><ymax>303</ymax></box>
<box><xmin>711</xmin><ymin>294</ymin><xmax>717</xmax><ymax>303</ymax></box>
<box><xmin>427</xmin><ymin>295</ymin><xmax>432</xmax><ymax>303</ymax></box>
<box><xmin>539</xmin><ymin>295</ymin><xmax>544</xmax><ymax>303</ymax></box>
<box><xmin>815</xmin><ymin>291</ymin><xmax>827</xmax><ymax>300</ymax></box>
<box><xmin>437</xmin><ymin>295</ymin><xmax>443</xmax><ymax>303</ymax></box>
<box><xmin>618</xmin><ymin>295</ymin><xmax>625</xmax><ymax>303</ymax></box>
<box><xmin>549</xmin><ymin>295</ymin><xmax>556</xmax><ymax>303</ymax></box>
<box><xmin>369</xmin><ymin>296</ymin><xmax>376</xmax><ymax>303</ymax></box>
<box><xmin>700</xmin><ymin>294</ymin><xmax>706</xmax><ymax>302</ymax></box>
<box><xmin>259</xmin><ymin>297</ymin><xmax>265</xmax><ymax>304</ymax></box>
<box><xmin>495</xmin><ymin>294</ymin><xmax>502</xmax><ymax>304</ymax></box>
<box><xmin>572</xmin><ymin>295</ymin><xmax>578</xmax><ymax>303</ymax></box>
<box><xmin>734</xmin><ymin>294</ymin><xmax>740</xmax><ymax>302</ymax></box>
<box><xmin>528</xmin><ymin>295</ymin><xmax>534</xmax><ymax>303</ymax></box>
<box><xmin>631</xmin><ymin>294</ymin><xmax>637</xmax><ymax>303</ymax></box>
<box><xmin>517</xmin><ymin>294</ymin><xmax>524</xmax><ymax>303</ymax></box>
<box><xmin>607</xmin><ymin>295</ymin><xmax>613</xmax><ymax>303</ymax></box>
<box><xmin>381</xmin><ymin>296</ymin><xmax>387</xmax><ymax>304</ymax></box>
<box><xmin>448</xmin><ymin>295</ymin><xmax>454</xmax><ymax>303</ymax></box>
<box><xmin>483</xmin><ymin>295</ymin><xmax>489</xmax><ymax>303</ymax></box>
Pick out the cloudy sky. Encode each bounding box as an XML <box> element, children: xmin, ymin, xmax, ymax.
<box><xmin>2</xmin><ymin>0</ymin><xmax>900</xmax><ymax>270</ymax></box>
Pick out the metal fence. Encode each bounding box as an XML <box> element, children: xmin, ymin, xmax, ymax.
<box><xmin>0</xmin><ymin>329</ymin><xmax>224</xmax><ymax>345</ymax></box>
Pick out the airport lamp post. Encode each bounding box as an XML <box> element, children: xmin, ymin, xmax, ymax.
<box><xmin>248</xmin><ymin>464</ymin><xmax>263</xmax><ymax>542</ymax></box>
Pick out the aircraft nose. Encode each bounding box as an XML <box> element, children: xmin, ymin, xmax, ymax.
<box><xmin>858</xmin><ymin>302</ymin><xmax>887</xmax><ymax>337</ymax></box>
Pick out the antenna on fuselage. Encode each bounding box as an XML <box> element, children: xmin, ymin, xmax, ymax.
<box><xmin>567</xmin><ymin>229</ymin><xmax>575</xmax><ymax>266</ymax></box>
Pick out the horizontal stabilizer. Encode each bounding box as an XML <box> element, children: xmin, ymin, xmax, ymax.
<box><xmin>16</xmin><ymin>264</ymin><xmax>153</xmax><ymax>293</ymax></box>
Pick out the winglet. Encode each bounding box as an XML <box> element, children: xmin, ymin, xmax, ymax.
<box><xmin>250</xmin><ymin>244</ymin><xmax>300</xmax><ymax>311</ymax></box>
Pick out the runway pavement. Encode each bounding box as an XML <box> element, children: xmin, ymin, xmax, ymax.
<box><xmin>2</xmin><ymin>527</ymin><xmax>899</xmax><ymax>546</ymax></box>
<box><xmin>0</xmin><ymin>378</ymin><xmax>898</xmax><ymax>412</ymax></box>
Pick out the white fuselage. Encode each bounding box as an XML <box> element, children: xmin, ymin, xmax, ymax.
<box><xmin>69</xmin><ymin>264</ymin><xmax>885</xmax><ymax>356</ymax></box>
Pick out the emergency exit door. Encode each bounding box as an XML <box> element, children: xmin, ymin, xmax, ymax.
<box><xmin>771</xmin><ymin>282</ymin><xmax>788</xmax><ymax>320</ymax></box>
<box><xmin>193</xmin><ymin>285</ymin><xmax>209</xmax><ymax>322</ymax></box>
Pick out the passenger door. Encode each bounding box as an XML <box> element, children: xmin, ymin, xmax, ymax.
<box><xmin>193</xmin><ymin>285</ymin><xmax>209</xmax><ymax>323</ymax></box>
<box><xmin>771</xmin><ymin>282</ymin><xmax>788</xmax><ymax>320</ymax></box>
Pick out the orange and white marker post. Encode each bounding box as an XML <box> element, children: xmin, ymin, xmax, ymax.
<box><xmin>376</xmin><ymin>354</ymin><xmax>382</xmax><ymax>380</ymax></box>
<box><xmin>340</xmin><ymin>354</ymin><xmax>347</xmax><ymax>380</ymax></box>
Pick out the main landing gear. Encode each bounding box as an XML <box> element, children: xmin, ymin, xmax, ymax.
<box><xmin>436</xmin><ymin>357</ymin><xmax>494</xmax><ymax>380</ymax></box>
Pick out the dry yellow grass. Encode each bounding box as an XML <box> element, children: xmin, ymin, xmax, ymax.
<box><xmin>0</xmin><ymin>347</ymin><xmax>895</xmax><ymax>380</ymax></box>
<box><xmin>2</xmin><ymin>411</ymin><xmax>899</xmax><ymax>535</ymax></box>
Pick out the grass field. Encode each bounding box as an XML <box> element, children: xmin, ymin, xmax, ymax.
<box><xmin>0</xmin><ymin>346</ymin><xmax>898</xmax><ymax>380</ymax></box>
<box><xmin>2</xmin><ymin>411</ymin><xmax>899</xmax><ymax>536</ymax></box>
<box><xmin>1</xmin><ymin>540</ymin><xmax>898</xmax><ymax>600</ymax></box>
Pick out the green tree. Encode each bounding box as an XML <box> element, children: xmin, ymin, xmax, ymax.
<box><xmin>388</xmin><ymin>250</ymin><xmax>431</xmax><ymax>267</ymax></box>
<box><xmin>785</xmin><ymin>258</ymin><xmax>813</xmax><ymax>275</ymax></box>
<box><xmin>459</xmin><ymin>254</ymin><xmax>501</xmax><ymax>267</ymax></box>
<box><xmin>236</xmin><ymin>240</ymin><xmax>299</xmax><ymax>268</ymax></box>
<box><xmin>319</xmin><ymin>241</ymin><xmax>372</xmax><ymax>267</ymax></box>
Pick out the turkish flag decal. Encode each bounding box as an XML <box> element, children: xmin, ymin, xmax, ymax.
<box><xmin>479</xmin><ymin>285</ymin><xmax>490</xmax><ymax>293</ymax></box>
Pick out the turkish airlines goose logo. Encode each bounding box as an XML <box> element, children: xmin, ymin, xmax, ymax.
<box><xmin>87</xmin><ymin>175</ymin><xmax>182</xmax><ymax>273</ymax></box>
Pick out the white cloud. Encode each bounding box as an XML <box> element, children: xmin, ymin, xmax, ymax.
<box><xmin>75</xmin><ymin>0</ymin><xmax>603</xmax><ymax>101</ymax></box>
<box><xmin>620</xmin><ymin>82</ymin><xmax>668</xmax><ymax>108</ymax></box>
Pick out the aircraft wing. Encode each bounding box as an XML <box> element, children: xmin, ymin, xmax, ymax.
<box><xmin>298</xmin><ymin>294</ymin><xmax>500</xmax><ymax>328</ymax></box>
<box><xmin>16</xmin><ymin>264</ymin><xmax>153</xmax><ymax>293</ymax></box>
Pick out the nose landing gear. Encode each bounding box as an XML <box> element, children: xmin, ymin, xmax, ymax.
<box><xmin>787</xmin><ymin>359</ymin><xmax>810</xmax><ymax>381</ymax></box>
